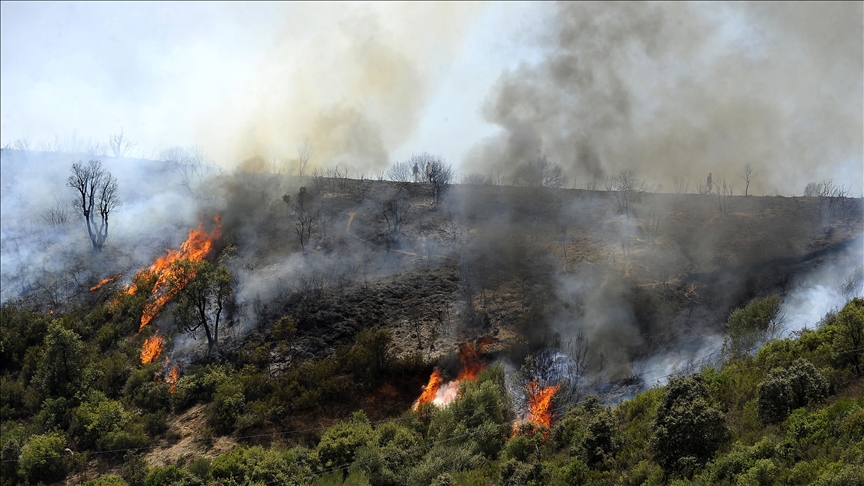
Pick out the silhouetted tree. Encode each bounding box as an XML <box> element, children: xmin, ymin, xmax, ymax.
<box><xmin>515</xmin><ymin>156</ymin><xmax>564</xmax><ymax>188</ymax></box>
<box><xmin>107</xmin><ymin>128</ymin><xmax>137</xmax><ymax>157</ymax></box>
<box><xmin>67</xmin><ymin>160</ymin><xmax>120</xmax><ymax>250</ymax></box>
<box><xmin>171</xmin><ymin>260</ymin><xmax>234</xmax><ymax>355</ymax></box>
<box><xmin>740</xmin><ymin>163</ymin><xmax>757</xmax><ymax>196</ymax></box>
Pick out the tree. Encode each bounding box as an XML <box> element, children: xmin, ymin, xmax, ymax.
<box><xmin>382</xmin><ymin>187</ymin><xmax>410</xmax><ymax>236</ymax></box>
<box><xmin>68</xmin><ymin>160</ymin><xmax>120</xmax><ymax>250</ymax></box>
<box><xmin>409</xmin><ymin>153</ymin><xmax>453</xmax><ymax>204</ymax></box>
<box><xmin>725</xmin><ymin>295</ymin><xmax>783</xmax><ymax>358</ymax></box>
<box><xmin>297</xmin><ymin>138</ymin><xmax>313</xmax><ymax>177</ymax></box>
<box><xmin>651</xmin><ymin>375</ymin><xmax>728</xmax><ymax>475</ymax></box>
<box><xmin>33</xmin><ymin>321</ymin><xmax>85</xmax><ymax>399</ymax></box>
<box><xmin>387</xmin><ymin>161</ymin><xmax>413</xmax><ymax>182</ymax></box>
<box><xmin>740</xmin><ymin>163</ymin><xmax>757</xmax><ymax>196</ymax></box>
<box><xmin>605</xmin><ymin>169</ymin><xmax>644</xmax><ymax>213</ymax></box>
<box><xmin>171</xmin><ymin>260</ymin><xmax>234</xmax><ymax>355</ymax></box>
<box><xmin>108</xmin><ymin>128</ymin><xmax>137</xmax><ymax>158</ymax></box>
<box><xmin>757</xmin><ymin>358</ymin><xmax>828</xmax><ymax>424</ymax></box>
<box><xmin>514</xmin><ymin>156</ymin><xmax>564</xmax><ymax>188</ymax></box>
<box><xmin>834</xmin><ymin>297</ymin><xmax>864</xmax><ymax>375</ymax></box>
<box><xmin>283</xmin><ymin>187</ymin><xmax>318</xmax><ymax>254</ymax></box>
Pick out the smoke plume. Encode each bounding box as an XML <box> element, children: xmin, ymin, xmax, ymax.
<box><xmin>468</xmin><ymin>2</ymin><xmax>863</xmax><ymax>195</ymax></box>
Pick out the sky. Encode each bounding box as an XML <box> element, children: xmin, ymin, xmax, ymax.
<box><xmin>1</xmin><ymin>2</ymin><xmax>862</xmax><ymax>194</ymax></box>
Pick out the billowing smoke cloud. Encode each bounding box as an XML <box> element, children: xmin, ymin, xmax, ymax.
<box><xmin>203</xmin><ymin>3</ymin><xmax>485</xmax><ymax>174</ymax></box>
<box><xmin>468</xmin><ymin>2</ymin><xmax>863</xmax><ymax>195</ymax></box>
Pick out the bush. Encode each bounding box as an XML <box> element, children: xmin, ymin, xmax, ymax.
<box><xmin>316</xmin><ymin>411</ymin><xmax>376</xmax><ymax>469</ymax></box>
<box><xmin>833</xmin><ymin>297</ymin><xmax>864</xmax><ymax>376</ymax></box>
<box><xmin>209</xmin><ymin>381</ymin><xmax>245</xmax><ymax>435</ymax></box>
<box><xmin>581</xmin><ymin>409</ymin><xmax>618</xmax><ymax>468</ymax></box>
<box><xmin>651</xmin><ymin>375</ymin><xmax>728</xmax><ymax>475</ymax></box>
<box><xmin>72</xmin><ymin>391</ymin><xmax>147</xmax><ymax>452</ymax></box>
<box><xmin>726</xmin><ymin>295</ymin><xmax>782</xmax><ymax>357</ymax></box>
<box><xmin>758</xmin><ymin>358</ymin><xmax>829</xmax><ymax>424</ymax></box>
<box><xmin>17</xmin><ymin>431</ymin><xmax>68</xmax><ymax>484</ymax></box>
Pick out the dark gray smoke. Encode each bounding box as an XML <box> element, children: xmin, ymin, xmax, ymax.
<box><xmin>468</xmin><ymin>2</ymin><xmax>863</xmax><ymax>195</ymax></box>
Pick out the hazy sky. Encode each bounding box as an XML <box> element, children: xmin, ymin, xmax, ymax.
<box><xmin>1</xmin><ymin>2</ymin><xmax>549</xmax><ymax>169</ymax></box>
<box><xmin>2</xmin><ymin>2</ymin><xmax>861</xmax><ymax>194</ymax></box>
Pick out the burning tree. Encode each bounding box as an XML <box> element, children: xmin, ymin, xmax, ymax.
<box><xmin>67</xmin><ymin>160</ymin><xmax>120</xmax><ymax>251</ymax></box>
<box><xmin>170</xmin><ymin>259</ymin><xmax>234</xmax><ymax>355</ymax></box>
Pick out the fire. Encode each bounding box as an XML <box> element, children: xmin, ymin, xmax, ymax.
<box><xmin>413</xmin><ymin>337</ymin><xmax>493</xmax><ymax>410</ymax></box>
<box><xmin>121</xmin><ymin>215</ymin><xmax>222</xmax><ymax>330</ymax></box>
<box><xmin>140</xmin><ymin>333</ymin><xmax>164</xmax><ymax>365</ymax></box>
<box><xmin>90</xmin><ymin>273</ymin><xmax>122</xmax><ymax>292</ymax></box>
<box><xmin>525</xmin><ymin>381</ymin><xmax>560</xmax><ymax>428</ymax></box>
<box><xmin>165</xmin><ymin>364</ymin><xmax>180</xmax><ymax>393</ymax></box>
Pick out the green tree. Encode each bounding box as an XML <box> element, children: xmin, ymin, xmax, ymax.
<box><xmin>651</xmin><ymin>375</ymin><xmax>728</xmax><ymax>476</ymax></box>
<box><xmin>316</xmin><ymin>411</ymin><xmax>376</xmax><ymax>470</ymax></box>
<box><xmin>33</xmin><ymin>321</ymin><xmax>86</xmax><ymax>399</ymax></box>
<box><xmin>834</xmin><ymin>297</ymin><xmax>864</xmax><ymax>375</ymax></box>
<box><xmin>726</xmin><ymin>295</ymin><xmax>782</xmax><ymax>357</ymax></box>
<box><xmin>757</xmin><ymin>358</ymin><xmax>829</xmax><ymax>424</ymax></box>
<box><xmin>171</xmin><ymin>259</ymin><xmax>234</xmax><ymax>355</ymax></box>
<box><xmin>17</xmin><ymin>432</ymin><xmax>68</xmax><ymax>484</ymax></box>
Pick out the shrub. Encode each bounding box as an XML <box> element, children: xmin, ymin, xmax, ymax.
<box><xmin>581</xmin><ymin>409</ymin><xmax>618</xmax><ymax>467</ymax></box>
<box><xmin>316</xmin><ymin>411</ymin><xmax>376</xmax><ymax>469</ymax></box>
<box><xmin>144</xmin><ymin>464</ymin><xmax>186</xmax><ymax>486</ymax></box>
<box><xmin>209</xmin><ymin>381</ymin><xmax>245</xmax><ymax>435</ymax></box>
<box><xmin>757</xmin><ymin>358</ymin><xmax>829</xmax><ymax>424</ymax></box>
<box><xmin>72</xmin><ymin>391</ymin><xmax>147</xmax><ymax>452</ymax></box>
<box><xmin>726</xmin><ymin>295</ymin><xmax>782</xmax><ymax>357</ymax></box>
<box><xmin>833</xmin><ymin>297</ymin><xmax>864</xmax><ymax>376</ymax></box>
<box><xmin>17</xmin><ymin>431</ymin><xmax>68</xmax><ymax>484</ymax></box>
<box><xmin>651</xmin><ymin>375</ymin><xmax>728</xmax><ymax>475</ymax></box>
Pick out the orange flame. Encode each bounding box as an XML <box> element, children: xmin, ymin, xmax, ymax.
<box><xmin>122</xmin><ymin>215</ymin><xmax>222</xmax><ymax>330</ymax></box>
<box><xmin>90</xmin><ymin>273</ymin><xmax>122</xmax><ymax>292</ymax></box>
<box><xmin>166</xmin><ymin>364</ymin><xmax>180</xmax><ymax>393</ymax></box>
<box><xmin>413</xmin><ymin>337</ymin><xmax>493</xmax><ymax>410</ymax></box>
<box><xmin>526</xmin><ymin>381</ymin><xmax>560</xmax><ymax>428</ymax></box>
<box><xmin>140</xmin><ymin>333</ymin><xmax>164</xmax><ymax>365</ymax></box>
<box><xmin>413</xmin><ymin>369</ymin><xmax>443</xmax><ymax>410</ymax></box>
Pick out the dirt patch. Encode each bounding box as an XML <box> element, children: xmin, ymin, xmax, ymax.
<box><xmin>145</xmin><ymin>404</ymin><xmax>238</xmax><ymax>467</ymax></box>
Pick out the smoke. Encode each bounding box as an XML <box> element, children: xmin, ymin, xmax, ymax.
<box><xmin>192</xmin><ymin>3</ymin><xmax>485</xmax><ymax>173</ymax></box>
<box><xmin>468</xmin><ymin>2</ymin><xmax>863</xmax><ymax>195</ymax></box>
<box><xmin>781</xmin><ymin>236</ymin><xmax>864</xmax><ymax>335</ymax></box>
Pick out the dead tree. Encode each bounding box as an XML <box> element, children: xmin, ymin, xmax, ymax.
<box><xmin>740</xmin><ymin>163</ymin><xmax>757</xmax><ymax>196</ymax></box>
<box><xmin>297</xmin><ymin>139</ymin><xmax>313</xmax><ymax>177</ymax></box>
<box><xmin>382</xmin><ymin>187</ymin><xmax>410</xmax><ymax>236</ymax></box>
<box><xmin>67</xmin><ymin>160</ymin><xmax>120</xmax><ymax>250</ymax></box>
<box><xmin>514</xmin><ymin>156</ymin><xmax>565</xmax><ymax>188</ymax></box>
<box><xmin>409</xmin><ymin>153</ymin><xmax>453</xmax><ymax>204</ymax></box>
<box><xmin>606</xmin><ymin>169</ymin><xmax>645</xmax><ymax>214</ymax></box>
<box><xmin>386</xmin><ymin>161</ymin><xmax>413</xmax><ymax>182</ymax></box>
<box><xmin>283</xmin><ymin>187</ymin><xmax>317</xmax><ymax>254</ymax></box>
<box><xmin>107</xmin><ymin>128</ymin><xmax>137</xmax><ymax>158</ymax></box>
<box><xmin>673</xmin><ymin>176</ymin><xmax>689</xmax><ymax>195</ymax></box>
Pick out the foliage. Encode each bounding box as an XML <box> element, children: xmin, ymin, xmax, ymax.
<box><xmin>17</xmin><ymin>431</ymin><xmax>68</xmax><ymax>484</ymax></box>
<box><xmin>651</xmin><ymin>374</ymin><xmax>729</xmax><ymax>475</ymax></box>
<box><xmin>33</xmin><ymin>320</ymin><xmax>86</xmax><ymax>400</ymax></box>
<box><xmin>171</xmin><ymin>259</ymin><xmax>234</xmax><ymax>354</ymax></box>
<box><xmin>726</xmin><ymin>295</ymin><xmax>782</xmax><ymax>357</ymax></box>
<box><xmin>757</xmin><ymin>358</ymin><xmax>829</xmax><ymax>424</ymax></box>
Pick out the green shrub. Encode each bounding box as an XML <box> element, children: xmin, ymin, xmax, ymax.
<box><xmin>736</xmin><ymin>459</ymin><xmax>777</xmax><ymax>486</ymax></box>
<box><xmin>32</xmin><ymin>321</ymin><xmax>86</xmax><ymax>399</ymax></box>
<box><xmin>316</xmin><ymin>411</ymin><xmax>376</xmax><ymax>469</ymax></box>
<box><xmin>209</xmin><ymin>381</ymin><xmax>245</xmax><ymax>435</ymax></box>
<box><xmin>833</xmin><ymin>297</ymin><xmax>864</xmax><ymax>376</ymax></box>
<box><xmin>726</xmin><ymin>295</ymin><xmax>782</xmax><ymax>357</ymax></box>
<box><xmin>144</xmin><ymin>464</ymin><xmax>186</xmax><ymax>486</ymax></box>
<box><xmin>17</xmin><ymin>431</ymin><xmax>67</xmax><ymax>484</ymax></box>
<box><xmin>72</xmin><ymin>391</ymin><xmax>147</xmax><ymax>451</ymax></box>
<box><xmin>651</xmin><ymin>374</ymin><xmax>728</xmax><ymax>475</ymax></box>
<box><xmin>757</xmin><ymin>358</ymin><xmax>829</xmax><ymax>424</ymax></box>
<box><xmin>581</xmin><ymin>409</ymin><xmax>618</xmax><ymax>468</ymax></box>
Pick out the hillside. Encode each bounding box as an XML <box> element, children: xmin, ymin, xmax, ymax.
<box><xmin>1</xmin><ymin>154</ymin><xmax>863</xmax><ymax>485</ymax></box>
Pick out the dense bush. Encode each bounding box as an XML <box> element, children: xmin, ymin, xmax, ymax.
<box><xmin>651</xmin><ymin>374</ymin><xmax>728</xmax><ymax>475</ymax></box>
<box><xmin>758</xmin><ymin>358</ymin><xmax>829</xmax><ymax>424</ymax></box>
<box><xmin>17</xmin><ymin>431</ymin><xmax>68</xmax><ymax>484</ymax></box>
<box><xmin>726</xmin><ymin>295</ymin><xmax>782</xmax><ymax>357</ymax></box>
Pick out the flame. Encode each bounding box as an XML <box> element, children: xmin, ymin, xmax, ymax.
<box><xmin>413</xmin><ymin>337</ymin><xmax>493</xmax><ymax>410</ymax></box>
<box><xmin>525</xmin><ymin>381</ymin><xmax>560</xmax><ymax>428</ymax></box>
<box><xmin>121</xmin><ymin>215</ymin><xmax>222</xmax><ymax>330</ymax></box>
<box><xmin>166</xmin><ymin>364</ymin><xmax>180</xmax><ymax>393</ymax></box>
<box><xmin>140</xmin><ymin>333</ymin><xmax>164</xmax><ymax>365</ymax></box>
<box><xmin>90</xmin><ymin>273</ymin><xmax>122</xmax><ymax>292</ymax></box>
<box><xmin>413</xmin><ymin>369</ymin><xmax>443</xmax><ymax>409</ymax></box>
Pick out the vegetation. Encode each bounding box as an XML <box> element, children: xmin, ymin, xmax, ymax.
<box><xmin>0</xmin><ymin>293</ymin><xmax>862</xmax><ymax>484</ymax></box>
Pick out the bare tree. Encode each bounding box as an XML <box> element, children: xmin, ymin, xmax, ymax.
<box><xmin>514</xmin><ymin>156</ymin><xmax>565</xmax><ymax>188</ymax></box>
<box><xmin>386</xmin><ymin>161</ymin><xmax>413</xmax><ymax>182</ymax></box>
<box><xmin>67</xmin><ymin>160</ymin><xmax>120</xmax><ymax>250</ymax></box>
<box><xmin>462</xmin><ymin>173</ymin><xmax>493</xmax><ymax>185</ymax></box>
<box><xmin>740</xmin><ymin>163</ymin><xmax>757</xmax><ymax>196</ymax></box>
<box><xmin>107</xmin><ymin>128</ymin><xmax>137</xmax><ymax>158</ymax></box>
<box><xmin>12</xmin><ymin>137</ymin><xmax>32</xmax><ymax>151</ymax></box>
<box><xmin>382</xmin><ymin>187</ymin><xmax>410</xmax><ymax>236</ymax></box>
<box><xmin>164</xmin><ymin>145</ymin><xmax>212</xmax><ymax>194</ymax></box>
<box><xmin>606</xmin><ymin>169</ymin><xmax>645</xmax><ymax>213</ymax></box>
<box><xmin>297</xmin><ymin>139</ymin><xmax>313</xmax><ymax>177</ymax></box>
<box><xmin>283</xmin><ymin>187</ymin><xmax>317</xmax><ymax>254</ymax></box>
<box><xmin>673</xmin><ymin>176</ymin><xmax>689</xmax><ymax>195</ymax></box>
<box><xmin>816</xmin><ymin>179</ymin><xmax>850</xmax><ymax>228</ymax></box>
<box><xmin>426</xmin><ymin>155</ymin><xmax>454</xmax><ymax>204</ymax></box>
<box><xmin>40</xmin><ymin>197</ymin><xmax>72</xmax><ymax>228</ymax></box>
